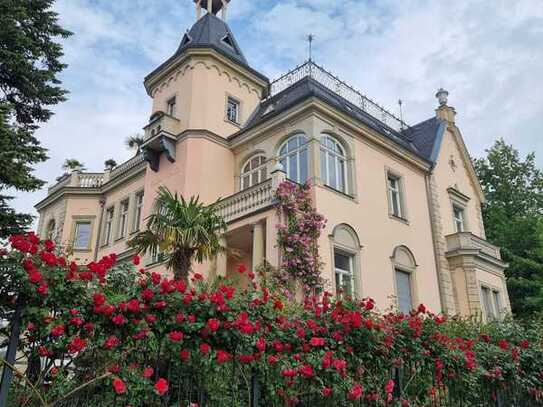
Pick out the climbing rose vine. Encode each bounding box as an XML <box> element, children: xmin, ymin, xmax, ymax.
<box><xmin>275</xmin><ymin>181</ymin><xmax>326</xmax><ymax>290</ymax></box>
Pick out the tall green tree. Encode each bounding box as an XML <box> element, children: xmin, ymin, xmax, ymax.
<box><xmin>128</xmin><ymin>187</ymin><xmax>226</xmax><ymax>281</ymax></box>
<box><xmin>0</xmin><ymin>0</ymin><xmax>72</xmax><ymax>238</ymax></box>
<box><xmin>474</xmin><ymin>139</ymin><xmax>543</xmax><ymax>318</ymax></box>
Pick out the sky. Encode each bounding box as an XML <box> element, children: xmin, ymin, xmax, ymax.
<box><xmin>9</xmin><ymin>0</ymin><xmax>543</xmax><ymax>223</ymax></box>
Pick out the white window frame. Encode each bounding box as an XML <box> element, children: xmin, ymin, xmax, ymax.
<box><xmin>395</xmin><ymin>268</ymin><xmax>414</xmax><ymax>314</ymax></box>
<box><xmin>453</xmin><ymin>205</ymin><xmax>466</xmax><ymax>232</ymax></box>
<box><xmin>117</xmin><ymin>199</ymin><xmax>130</xmax><ymax>239</ymax></box>
<box><xmin>320</xmin><ymin>135</ymin><xmax>347</xmax><ymax>193</ymax></box>
<box><xmin>73</xmin><ymin>221</ymin><xmax>92</xmax><ymax>251</ymax></box>
<box><xmin>278</xmin><ymin>134</ymin><xmax>309</xmax><ymax>184</ymax></box>
<box><xmin>387</xmin><ymin>174</ymin><xmax>403</xmax><ymax>219</ymax></box>
<box><xmin>481</xmin><ymin>285</ymin><xmax>496</xmax><ymax>321</ymax></box>
<box><xmin>240</xmin><ymin>155</ymin><xmax>267</xmax><ymax>190</ymax></box>
<box><xmin>133</xmin><ymin>192</ymin><xmax>144</xmax><ymax>232</ymax></box>
<box><xmin>334</xmin><ymin>249</ymin><xmax>355</xmax><ymax>298</ymax></box>
<box><xmin>103</xmin><ymin>207</ymin><xmax>114</xmax><ymax>245</ymax></box>
<box><xmin>226</xmin><ymin>96</ymin><xmax>240</xmax><ymax>124</ymax></box>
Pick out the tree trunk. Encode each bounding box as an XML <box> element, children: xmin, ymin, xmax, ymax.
<box><xmin>172</xmin><ymin>249</ymin><xmax>194</xmax><ymax>282</ymax></box>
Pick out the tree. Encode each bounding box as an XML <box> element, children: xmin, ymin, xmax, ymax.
<box><xmin>126</xmin><ymin>134</ymin><xmax>145</xmax><ymax>155</ymax></box>
<box><xmin>474</xmin><ymin>139</ymin><xmax>543</xmax><ymax>318</ymax></box>
<box><xmin>128</xmin><ymin>187</ymin><xmax>226</xmax><ymax>281</ymax></box>
<box><xmin>104</xmin><ymin>159</ymin><xmax>117</xmax><ymax>170</ymax></box>
<box><xmin>0</xmin><ymin>0</ymin><xmax>72</xmax><ymax>238</ymax></box>
<box><xmin>62</xmin><ymin>159</ymin><xmax>86</xmax><ymax>173</ymax></box>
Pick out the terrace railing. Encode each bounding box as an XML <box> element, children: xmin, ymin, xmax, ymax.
<box><xmin>216</xmin><ymin>179</ymin><xmax>275</xmax><ymax>223</ymax></box>
<box><xmin>267</xmin><ymin>60</ymin><xmax>408</xmax><ymax>132</ymax></box>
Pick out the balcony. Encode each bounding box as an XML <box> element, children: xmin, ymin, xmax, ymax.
<box><xmin>143</xmin><ymin>112</ymin><xmax>181</xmax><ymax>142</ymax></box>
<box><xmin>216</xmin><ymin>179</ymin><xmax>275</xmax><ymax>224</ymax></box>
<box><xmin>445</xmin><ymin>232</ymin><xmax>503</xmax><ymax>261</ymax></box>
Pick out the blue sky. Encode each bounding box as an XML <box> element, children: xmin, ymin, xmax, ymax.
<box><xmin>11</xmin><ymin>0</ymin><xmax>543</xmax><ymax>222</ymax></box>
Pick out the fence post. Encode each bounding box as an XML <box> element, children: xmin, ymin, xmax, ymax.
<box><xmin>0</xmin><ymin>298</ymin><xmax>24</xmax><ymax>407</ymax></box>
<box><xmin>250</xmin><ymin>370</ymin><xmax>260</xmax><ymax>407</ymax></box>
<box><xmin>393</xmin><ymin>367</ymin><xmax>402</xmax><ymax>400</ymax></box>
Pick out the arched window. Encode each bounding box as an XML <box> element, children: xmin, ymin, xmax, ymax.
<box><xmin>241</xmin><ymin>155</ymin><xmax>267</xmax><ymax>190</ymax></box>
<box><xmin>392</xmin><ymin>246</ymin><xmax>417</xmax><ymax>314</ymax></box>
<box><xmin>278</xmin><ymin>134</ymin><xmax>308</xmax><ymax>184</ymax></box>
<box><xmin>46</xmin><ymin>219</ymin><xmax>56</xmax><ymax>241</ymax></box>
<box><xmin>331</xmin><ymin>224</ymin><xmax>361</xmax><ymax>298</ymax></box>
<box><xmin>320</xmin><ymin>135</ymin><xmax>347</xmax><ymax>193</ymax></box>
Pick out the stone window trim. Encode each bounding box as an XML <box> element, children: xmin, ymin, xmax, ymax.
<box><xmin>116</xmin><ymin>197</ymin><xmax>131</xmax><ymax>241</ymax></box>
<box><xmin>132</xmin><ymin>190</ymin><xmax>145</xmax><ymax>234</ymax></box>
<box><xmin>45</xmin><ymin>218</ymin><xmax>57</xmax><ymax>241</ymax></box>
<box><xmin>101</xmin><ymin>206</ymin><xmax>115</xmax><ymax>247</ymax></box>
<box><xmin>391</xmin><ymin>246</ymin><xmax>418</xmax><ymax>313</ymax></box>
<box><xmin>479</xmin><ymin>283</ymin><xmax>504</xmax><ymax>322</ymax></box>
<box><xmin>166</xmin><ymin>95</ymin><xmax>177</xmax><ymax>118</ymax></box>
<box><xmin>384</xmin><ymin>167</ymin><xmax>409</xmax><ymax>224</ymax></box>
<box><xmin>70</xmin><ymin>215</ymin><xmax>96</xmax><ymax>253</ymax></box>
<box><xmin>329</xmin><ymin>224</ymin><xmax>363</xmax><ymax>299</ymax></box>
<box><xmin>225</xmin><ymin>93</ymin><xmax>241</xmax><ymax>126</ymax></box>
<box><xmin>448</xmin><ymin>186</ymin><xmax>470</xmax><ymax>233</ymax></box>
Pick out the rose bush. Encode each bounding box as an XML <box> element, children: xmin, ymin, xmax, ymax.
<box><xmin>1</xmin><ymin>233</ymin><xmax>543</xmax><ymax>406</ymax></box>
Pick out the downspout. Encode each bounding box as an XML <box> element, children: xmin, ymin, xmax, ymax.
<box><xmin>425</xmin><ymin>173</ymin><xmax>447</xmax><ymax>314</ymax></box>
<box><xmin>94</xmin><ymin>198</ymin><xmax>106</xmax><ymax>261</ymax></box>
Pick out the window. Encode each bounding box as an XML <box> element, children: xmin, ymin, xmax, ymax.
<box><xmin>133</xmin><ymin>192</ymin><xmax>144</xmax><ymax>232</ymax></box>
<box><xmin>241</xmin><ymin>155</ymin><xmax>267</xmax><ymax>190</ymax></box>
<box><xmin>320</xmin><ymin>135</ymin><xmax>347</xmax><ymax>193</ymax></box>
<box><xmin>118</xmin><ymin>200</ymin><xmax>129</xmax><ymax>239</ymax></box>
<box><xmin>395</xmin><ymin>269</ymin><xmax>413</xmax><ymax>314</ymax></box>
<box><xmin>453</xmin><ymin>205</ymin><xmax>466</xmax><ymax>232</ymax></box>
<box><xmin>226</xmin><ymin>97</ymin><xmax>240</xmax><ymax>124</ymax></box>
<box><xmin>167</xmin><ymin>97</ymin><xmax>176</xmax><ymax>117</ymax></box>
<box><xmin>387</xmin><ymin>174</ymin><xmax>403</xmax><ymax>218</ymax></box>
<box><xmin>46</xmin><ymin>219</ymin><xmax>56</xmax><ymax>241</ymax></box>
<box><xmin>74</xmin><ymin>222</ymin><xmax>92</xmax><ymax>250</ymax></box>
<box><xmin>335</xmin><ymin>251</ymin><xmax>354</xmax><ymax>298</ymax></box>
<box><xmin>279</xmin><ymin>134</ymin><xmax>309</xmax><ymax>184</ymax></box>
<box><xmin>103</xmin><ymin>207</ymin><xmax>114</xmax><ymax>245</ymax></box>
<box><xmin>493</xmin><ymin>290</ymin><xmax>502</xmax><ymax>316</ymax></box>
<box><xmin>481</xmin><ymin>286</ymin><xmax>496</xmax><ymax>320</ymax></box>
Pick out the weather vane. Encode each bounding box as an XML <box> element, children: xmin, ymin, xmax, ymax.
<box><xmin>307</xmin><ymin>34</ymin><xmax>315</xmax><ymax>61</ymax></box>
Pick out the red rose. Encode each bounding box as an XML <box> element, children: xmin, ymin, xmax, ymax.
<box><xmin>348</xmin><ymin>384</ymin><xmax>364</xmax><ymax>401</ymax></box>
<box><xmin>104</xmin><ymin>336</ymin><xmax>120</xmax><ymax>349</ymax></box>
<box><xmin>207</xmin><ymin>318</ymin><xmax>220</xmax><ymax>332</ymax></box>
<box><xmin>132</xmin><ymin>255</ymin><xmax>140</xmax><ymax>265</ymax></box>
<box><xmin>112</xmin><ymin>378</ymin><xmax>127</xmax><ymax>394</ymax></box>
<box><xmin>498</xmin><ymin>339</ymin><xmax>509</xmax><ymax>350</ymax></box>
<box><xmin>385</xmin><ymin>379</ymin><xmax>395</xmax><ymax>394</ymax></box>
<box><xmin>154</xmin><ymin>378</ymin><xmax>168</xmax><ymax>396</ymax></box>
<box><xmin>93</xmin><ymin>293</ymin><xmax>106</xmax><ymax>307</ymax></box>
<box><xmin>200</xmin><ymin>343</ymin><xmax>211</xmax><ymax>355</ymax></box>
<box><xmin>520</xmin><ymin>339</ymin><xmax>529</xmax><ymax>349</ymax></box>
<box><xmin>112</xmin><ymin>315</ymin><xmax>127</xmax><ymax>326</ymax></box>
<box><xmin>127</xmin><ymin>299</ymin><xmax>141</xmax><ymax>313</ymax></box>
<box><xmin>141</xmin><ymin>289</ymin><xmax>154</xmax><ymax>302</ymax></box>
<box><xmin>37</xmin><ymin>284</ymin><xmax>48</xmax><ymax>296</ymax></box>
<box><xmin>216</xmin><ymin>350</ymin><xmax>232</xmax><ymax>364</ymax></box>
<box><xmin>44</xmin><ymin>240</ymin><xmax>56</xmax><ymax>252</ymax></box>
<box><xmin>29</xmin><ymin>271</ymin><xmax>42</xmax><ymax>284</ymax></box>
<box><xmin>51</xmin><ymin>325</ymin><xmax>65</xmax><ymax>337</ymax></box>
<box><xmin>179</xmin><ymin>349</ymin><xmax>190</xmax><ymax>361</ymax></box>
<box><xmin>169</xmin><ymin>331</ymin><xmax>184</xmax><ymax>342</ymax></box>
<box><xmin>310</xmin><ymin>337</ymin><xmax>325</xmax><ymax>347</ymax></box>
<box><xmin>143</xmin><ymin>367</ymin><xmax>154</xmax><ymax>378</ymax></box>
<box><xmin>237</xmin><ymin>264</ymin><xmax>247</xmax><ymax>274</ymax></box>
<box><xmin>299</xmin><ymin>364</ymin><xmax>314</xmax><ymax>378</ymax></box>
<box><xmin>256</xmin><ymin>337</ymin><xmax>266</xmax><ymax>352</ymax></box>
<box><xmin>267</xmin><ymin>355</ymin><xmax>279</xmax><ymax>365</ymax></box>
<box><xmin>67</xmin><ymin>337</ymin><xmax>86</xmax><ymax>354</ymax></box>
<box><xmin>321</xmin><ymin>387</ymin><xmax>332</xmax><ymax>397</ymax></box>
<box><xmin>281</xmin><ymin>368</ymin><xmax>297</xmax><ymax>378</ymax></box>
<box><xmin>332</xmin><ymin>359</ymin><xmax>347</xmax><ymax>372</ymax></box>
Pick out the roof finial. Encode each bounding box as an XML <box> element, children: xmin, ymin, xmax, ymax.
<box><xmin>307</xmin><ymin>34</ymin><xmax>315</xmax><ymax>61</ymax></box>
<box><xmin>398</xmin><ymin>99</ymin><xmax>405</xmax><ymax>130</ymax></box>
<box><xmin>436</xmin><ymin>88</ymin><xmax>449</xmax><ymax>106</ymax></box>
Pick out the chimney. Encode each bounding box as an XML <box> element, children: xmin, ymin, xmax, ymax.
<box><xmin>435</xmin><ymin>88</ymin><xmax>456</xmax><ymax>123</ymax></box>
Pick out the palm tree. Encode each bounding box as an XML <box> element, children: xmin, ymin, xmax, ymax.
<box><xmin>62</xmin><ymin>159</ymin><xmax>86</xmax><ymax>173</ymax></box>
<box><xmin>128</xmin><ymin>186</ymin><xmax>227</xmax><ymax>281</ymax></box>
<box><xmin>126</xmin><ymin>134</ymin><xmax>145</xmax><ymax>155</ymax></box>
<box><xmin>104</xmin><ymin>159</ymin><xmax>117</xmax><ymax>170</ymax></box>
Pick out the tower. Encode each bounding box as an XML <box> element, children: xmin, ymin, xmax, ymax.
<box><xmin>194</xmin><ymin>0</ymin><xmax>231</xmax><ymax>20</ymax></box>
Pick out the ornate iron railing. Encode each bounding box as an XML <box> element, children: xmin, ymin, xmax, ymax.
<box><xmin>267</xmin><ymin>60</ymin><xmax>407</xmax><ymax>132</ymax></box>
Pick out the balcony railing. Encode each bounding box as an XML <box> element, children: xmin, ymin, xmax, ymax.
<box><xmin>267</xmin><ymin>60</ymin><xmax>408</xmax><ymax>132</ymax></box>
<box><xmin>445</xmin><ymin>232</ymin><xmax>502</xmax><ymax>260</ymax></box>
<box><xmin>144</xmin><ymin>112</ymin><xmax>181</xmax><ymax>141</ymax></box>
<box><xmin>216</xmin><ymin>179</ymin><xmax>275</xmax><ymax>223</ymax></box>
<box><xmin>110</xmin><ymin>154</ymin><xmax>145</xmax><ymax>179</ymax></box>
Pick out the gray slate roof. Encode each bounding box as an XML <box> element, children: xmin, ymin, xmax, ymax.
<box><xmin>233</xmin><ymin>76</ymin><xmax>445</xmax><ymax>164</ymax></box>
<box><xmin>401</xmin><ymin>117</ymin><xmax>447</xmax><ymax>163</ymax></box>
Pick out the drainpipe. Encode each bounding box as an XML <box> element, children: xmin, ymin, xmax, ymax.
<box><xmin>94</xmin><ymin>198</ymin><xmax>106</xmax><ymax>261</ymax></box>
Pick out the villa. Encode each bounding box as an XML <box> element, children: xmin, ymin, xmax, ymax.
<box><xmin>35</xmin><ymin>0</ymin><xmax>510</xmax><ymax>320</ymax></box>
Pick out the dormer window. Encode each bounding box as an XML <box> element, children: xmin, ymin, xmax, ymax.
<box><xmin>221</xmin><ymin>35</ymin><xmax>234</xmax><ymax>49</ymax></box>
<box><xmin>226</xmin><ymin>96</ymin><xmax>240</xmax><ymax>124</ymax></box>
<box><xmin>167</xmin><ymin>97</ymin><xmax>177</xmax><ymax>117</ymax></box>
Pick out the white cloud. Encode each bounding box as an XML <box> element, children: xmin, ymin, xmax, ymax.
<box><xmin>9</xmin><ymin>0</ymin><xmax>543</xmax><ymax>226</ymax></box>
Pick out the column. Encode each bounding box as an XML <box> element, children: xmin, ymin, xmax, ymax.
<box><xmin>266</xmin><ymin>215</ymin><xmax>280</xmax><ymax>269</ymax></box>
<box><xmin>252</xmin><ymin>222</ymin><xmax>265</xmax><ymax>273</ymax></box>
<box><xmin>207</xmin><ymin>0</ymin><xmax>212</xmax><ymax>14</ymax></box>
<box><xmin>216</xmin><ymin>236</ymin><xmax>228</xmax><ymax>278</ymax></box>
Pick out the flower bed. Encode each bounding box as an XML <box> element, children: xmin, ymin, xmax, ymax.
<box><xmin>1</xmin><ymin>233</ymin><xmax>543</xmax><ymax>406</ymax></box>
